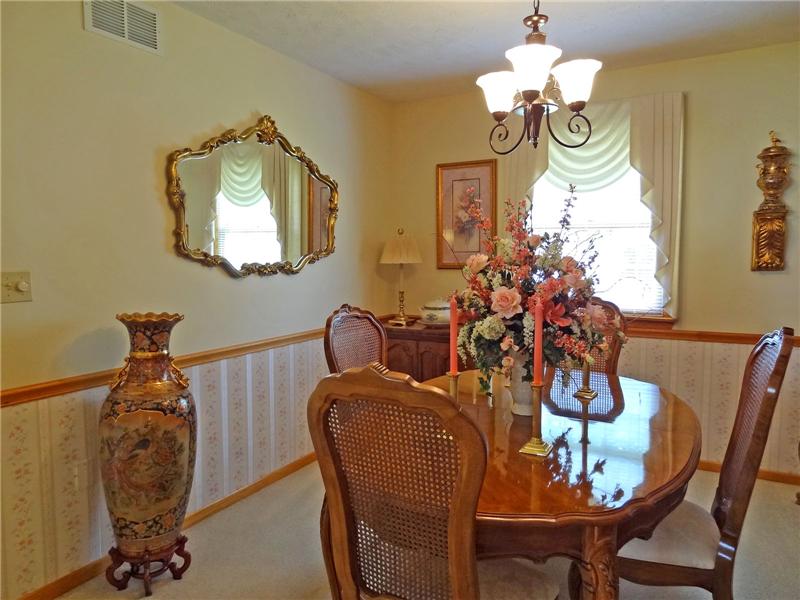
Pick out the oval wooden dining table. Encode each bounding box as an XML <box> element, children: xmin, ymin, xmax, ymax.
<box><xmin>424</xmin><ymin>369</ymin><xmax>701</xmax><ymax>600</ymax></box>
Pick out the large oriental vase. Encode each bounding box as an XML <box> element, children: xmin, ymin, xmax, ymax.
<box><xmin>99</xmin><ymin>312</ymin><xmax>196</xmax><ymax>595</ymax></box>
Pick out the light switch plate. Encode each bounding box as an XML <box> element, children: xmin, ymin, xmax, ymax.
<box><xmin>1</xmin><ymin>272</ymin><xmax>33</xmax><ymax>303</ymax></box>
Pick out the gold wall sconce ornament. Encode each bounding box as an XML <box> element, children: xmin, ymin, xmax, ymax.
<box><xmin>751</xmin><ymin>131</ymin><xmax>791</xmax><ymax>271</ymax></box>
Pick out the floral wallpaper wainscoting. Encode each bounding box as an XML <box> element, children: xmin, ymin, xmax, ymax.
<box><xmin>618</xmin><ymin>337</ymin><xmax>800</xmax><ymax>474</ymax></box>
<box><xmin>1</xmin><ymin>339</ymin><xmax>327</xmax><ymax>600</ymax></box>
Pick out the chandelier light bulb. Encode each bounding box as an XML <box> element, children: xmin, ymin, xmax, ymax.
<box><xmin>505</xmin><ymin>44</ymin><xmax>562</xmax><ymax>99</ymax></box>
<box><xmin>476</xmin><ymin>71</ymin><xmax>518</xmax><ymax>119</ymax></box>
<box><xmin>550</xmin><ymin>59</ymin><xmax>603</xmax><ymax>111</ymax></box>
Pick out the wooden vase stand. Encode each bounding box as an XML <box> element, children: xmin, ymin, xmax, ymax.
<box><xmin>105</xmin><ymin>534</ymin><xmax>191</xmax><ymax>596</ymax></box>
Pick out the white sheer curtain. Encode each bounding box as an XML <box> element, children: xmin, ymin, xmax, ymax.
<box><xmin>630</xmin><ymin>93</ymin><xmax>684</xmax><ymax>317</ymax></box>
<box><xmin>262</xmin><ymin>145</ymin><xmax>303</xmax><ymax>262</ymax></box>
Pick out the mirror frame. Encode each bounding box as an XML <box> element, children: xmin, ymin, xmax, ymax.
<box><xmin>166</xmin><ymin>115</ymin><xmax>339</xmax><ymax>278</ymax></box>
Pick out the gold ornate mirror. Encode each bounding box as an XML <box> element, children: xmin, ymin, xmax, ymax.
<box><xmin>167</xmin><ymin>115</ymin><xmax>338</xmax><ymax>277</ymax></box>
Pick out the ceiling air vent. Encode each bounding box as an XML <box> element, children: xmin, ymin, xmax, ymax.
<box><xmin>83</xmin><ymin>1</ymin><xmax>161</xmax><ymax>54</ymax></box>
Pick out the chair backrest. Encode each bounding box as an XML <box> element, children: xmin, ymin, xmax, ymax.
<box><xmin>587</xmin><ymin>297</ymin><xmax>627</xmax><ymax>374</ymax></box>
<box><xmin>308</xmin><ymin>364</ymin><xmax>487</xmax><ymax>600</ymax></box>
<box><xmin>711</xmin><ymin>327</ymin><xmax>794</xmax><ymax>541</ymax></box>
<box><xmin>324</xmin><ymin>304</ymin><xmax>388</xmax><ymax>374</ymax></box>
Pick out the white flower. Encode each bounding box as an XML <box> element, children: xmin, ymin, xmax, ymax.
<box><xmin>475</xmin><ymin>315</ymin><xmax>506</xmax><ymax>341</ymax></box>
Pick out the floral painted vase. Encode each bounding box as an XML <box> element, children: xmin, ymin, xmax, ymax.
<box><xmin>99</xmin><ymin>312</ymin><xmax>196</xmax><ymax>559</ymax></box>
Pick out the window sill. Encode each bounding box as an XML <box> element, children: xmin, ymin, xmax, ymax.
<box><xmin>624</xmin><ymin>313</ymin><xmax>676</xmax><ymax>332</ymax></box>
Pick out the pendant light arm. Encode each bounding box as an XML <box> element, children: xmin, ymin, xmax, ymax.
<box><xmin>545</xmin><ymin>107</ymin><xmax>592</xmax><ymax>149</ymax></box>
<box><xmin>489</xmin><ymin>116</ymin><xmax>529</xmax><ymax>155</ymax></box>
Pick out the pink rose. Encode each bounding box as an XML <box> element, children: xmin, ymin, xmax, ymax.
<box><xmin>586</xmin><ymin>303</ymin><xmax>608</xmax><ymax>329</ymax></box>
<box><xmin>500</xmin><ymin>335</ymin><xmax>517</xmax><ymax>351</ymax></box>
<box><xmin>560</xmin><ymin>256</ymin><xmax>579</xmax><ymax>273</ymax></box>
<box><xmin>563</xmin><ymin>270</ymin><xmax>586</xmax><ymax>289</ymax></box>
<box><xmin>490</xmin><ymin>286</ymin><xmax>523</xmax><ymax>319</ymax></box>
<box><xmin>527</xmin><ymin>234</ymin><xmax>542</xmax><ymax>249</ymax></box>
<box><xmin>465</xmin><ymin>253</ymin><xmax>489</xmax><ymax>274</ymax></box>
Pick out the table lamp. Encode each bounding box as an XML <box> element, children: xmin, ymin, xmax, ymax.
<box><xmin>380</xmin><ymin>228</ymin><xmax>422</xmax><ymax>327</ymax></box>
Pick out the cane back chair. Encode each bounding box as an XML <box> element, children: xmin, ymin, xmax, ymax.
<box><xmin>309</xmin><ymin>364</ymin><xmax>558</xmax><ymax>600</ymax></box>
<box><xmin>324</xmin><ymin>304</ymin><xmax>388</xmax><ymax>374</ymax></box>
<box><xmin>613</xmin><ymin>326</ymin><xmax>795</xmax><ymax>600</ymax></box>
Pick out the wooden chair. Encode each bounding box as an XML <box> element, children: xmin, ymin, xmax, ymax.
<box><xmin>612</xmin><ymin>327</ymin><xmax>795</xmax><ymax>600</ymax></box>
<box><xmin>586</xmin><ymin>297</ymin><xmax>626</xmax><ymax>374</ymax></box>
<box><xmin>309</xmin><ymin>364</ymin><xmax>558</xmax><ymax>600</ymax></box>
<box><xmin>324</xmin><ymin>304</ymin><xmax>388</xmax><ymax>374</ymax></box>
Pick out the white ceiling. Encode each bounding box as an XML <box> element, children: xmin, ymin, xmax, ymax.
<box><xmin>178</xmin><ymin>1</ymin><xmax>800</xmax><ymax>102</ymax></box>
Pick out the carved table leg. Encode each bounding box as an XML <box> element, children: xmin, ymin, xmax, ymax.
<box><xmin>578</xmin><ymin>525</ymin><xmax>619</xmax><ymax>600</ymax></box>
<box><xmin>568</xmin><ymin>560</ymin><xmax>583</xmax><ymax>600</ymax></box>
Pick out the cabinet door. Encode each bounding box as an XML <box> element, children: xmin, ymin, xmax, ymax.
<box><xmin>418</xmin><ymin>341</ymin><xmax>450</xmax><ymax>382</ymax></box>
<box><xmin>387</xmin><ymin>339</ymin><xmax>418</xmax><ymax>380</ymax></box>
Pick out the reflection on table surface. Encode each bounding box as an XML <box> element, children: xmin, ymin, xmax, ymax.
<box><xmin>425</xmin><ymin>370</ymin><xmax>701</xmax><ymax>520</ymax></box>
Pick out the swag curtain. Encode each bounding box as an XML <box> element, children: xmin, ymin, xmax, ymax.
<box><xmin>507</xmin><ymin>92</ymin><xmax>683</xmax><ymax>316</ymax></box>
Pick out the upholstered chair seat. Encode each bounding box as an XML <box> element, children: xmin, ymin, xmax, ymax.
<box><xmin>478</xmin><ymin>558</ymin><xmax>560</xmax><ymax>600</ymax></box>
<box><xmin>619</xmin><ymin>500</ymin><xmax>721</xmax><ymax>569</ymax></box>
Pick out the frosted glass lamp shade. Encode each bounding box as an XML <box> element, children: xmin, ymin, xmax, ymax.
<box><xmin>505</xmin><ymin>44</ymin><xmax>562</xmax><ymax>95</ymax></box>
<box><xmin>476</xmin><ymin>71</ymin><xmax>518</xmax><ymax>115</ymax></box>
<box><xmin>551</xmin><ymin>59</ymin><xmax>602</xmax><ymax>107</ymax></box>
<box><xmin>380</xmin><ymin>230</ymin><xmax>422</xmax><ymax>264</ymax></box>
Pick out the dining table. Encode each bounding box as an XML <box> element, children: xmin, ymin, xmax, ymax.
<box><xmin>424</xmin><ymin>369</ymin><xmax>702</xmax><ymax>600</ymax></box>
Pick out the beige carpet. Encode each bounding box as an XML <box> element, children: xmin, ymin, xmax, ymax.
<box><xmin>61</xmin><ymin>467</ymin><xmax>800</xmax><ymax>600</ymax></box>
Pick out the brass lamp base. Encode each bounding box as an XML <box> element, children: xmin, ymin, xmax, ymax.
<box><xmin>388</xmin><ymin>315</ymin><xmax>416</xmax><ymax>327</ymax></box>
<box><xmin>388</xmin><ymin>290</ymin><xmax>416</xmax><ymax>327</ymax></box>
<box><xmin>519</xmin><ymin>436</ymin><xmax>553</xmax><ymax>456</ymax></box>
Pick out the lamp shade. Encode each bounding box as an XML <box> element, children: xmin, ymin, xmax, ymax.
<box><xmin>551</xmin><ymin>59</ymin><xmax>602</xmax><ymax>106</ymax></box>
<box><xmin>380</xmin><ymin>229</ymin><xmax>422</xmax><ymax>265</ymax></box>
<box><xmin>505</xmin><ymin>44</ymin><xmax>562</xmax><ymax>94</ymax></box>
<box><xmin>476</xmin><ymin>71</ymin><xmax>518</xmax><ymax>114</ymax></box>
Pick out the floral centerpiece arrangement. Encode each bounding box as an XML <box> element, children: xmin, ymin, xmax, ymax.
<box><xmin>456</xmin><ymin>187</ymin><xmax>623</xmax><ymax>391</ymax></box>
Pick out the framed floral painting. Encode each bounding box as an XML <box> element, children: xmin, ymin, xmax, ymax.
<box><xmin>436</xmin><ymin>159</ymin><xmax>497</xmax><ymax>269</ymax></box>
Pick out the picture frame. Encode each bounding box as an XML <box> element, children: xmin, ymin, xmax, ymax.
<box><xmin>436</xmin><ymin>159</ymin><xmax>497</xmax><ymax>269</ymax></box>
<box><xmin>308</xmin><ymin>174</ymin><xmax>332</xmax><ymax>253</ymax></box>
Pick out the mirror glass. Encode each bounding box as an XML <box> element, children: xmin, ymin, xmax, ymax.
<box><xmin>169</xmin><ymin>116</ymin><xmax>337</xmax><ymax>277</ymax></box>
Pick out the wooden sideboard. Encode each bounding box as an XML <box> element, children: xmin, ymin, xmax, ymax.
<box><xmin>383</xmin><ymin>321</ymin><xmax>463</xmax><ymax>381</ymax></box>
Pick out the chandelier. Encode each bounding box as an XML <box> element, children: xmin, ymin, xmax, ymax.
<box><xmin>476</xmin><ymin>0</ymin><xmax>602</xmax><ymax>155</ymax></box>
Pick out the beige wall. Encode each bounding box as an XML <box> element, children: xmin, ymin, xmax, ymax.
<box><xmin>0</xmin><ymin>1</ymin><xmax>395</xmax><ymax>388</ymax></box>
<box><xmin>388</xmin><ymin>42</ymin><xmax>800</xmax><ymax>334</ymax></box>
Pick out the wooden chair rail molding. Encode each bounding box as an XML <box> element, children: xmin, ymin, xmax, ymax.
<box><xmin>1</xmin><ymin>328</ymin><xmax>326</xmax><ymax>408</ymax></box>
<box><xmin>2</xmin><ymin>321</ymin><xmax>797</xmax><ymax>408</ymax></box>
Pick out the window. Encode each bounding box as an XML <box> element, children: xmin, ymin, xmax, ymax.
<box><xmin>530</xmin><ymin>167</ymin><xmax>664</xmax><ymax>315</ymax></box>
<box><xmin>215</xmin><ymin>190</ymin><xmax>282</xmax><ymax>268</ymax></box>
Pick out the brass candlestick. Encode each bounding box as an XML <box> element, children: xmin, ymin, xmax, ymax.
<box><xmin>519</xmin><ymin>384</ymin><xmax>553</xmax><ymax>456</ymax></box>
<box><xmin>574</xmin><ymin>361</ymin><xmax>596</xmax><ymax>443</ymax></box>
<box><xmin>573</xmin><ymin>360</ymin><xmax>598</xmax><ymax>402</ymax></box>
<box><xmin>448</xmin><ymin>371</ymin><xmax>460</xmax><ymax>399</ymax></box>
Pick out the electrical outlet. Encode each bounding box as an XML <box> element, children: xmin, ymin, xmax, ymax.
<box><xmin>1</xmin><ymin>272</ymin><xmax>32</xmax><ymax>303</ymax></box>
